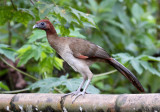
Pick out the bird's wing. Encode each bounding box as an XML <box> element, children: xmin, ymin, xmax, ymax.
<box><xmin>69</xmin><ymin>38</ymin><xmax>110</xmax><ymax>59</ymax></box>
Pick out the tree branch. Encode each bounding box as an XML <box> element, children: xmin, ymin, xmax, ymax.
<box><xmin>1</xmin><ymin>93</ymin><xmax>160</xmax><ymax>112</ymax></box>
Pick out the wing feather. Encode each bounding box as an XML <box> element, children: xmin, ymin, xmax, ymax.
<box><xmin>69</xmin><ymin>38</ymin><xmax>110</xmax><ymax>59</ymax></box>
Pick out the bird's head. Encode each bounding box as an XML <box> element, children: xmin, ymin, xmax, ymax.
<box><xmin>33</xmin><ymin>19</ymin><xmax>57</xmax><ymax>35</ymax></box>
<box><xmin>33</xmin><ymin>19</ymin><xmax>52</xmax><ymax>30</ymax></box>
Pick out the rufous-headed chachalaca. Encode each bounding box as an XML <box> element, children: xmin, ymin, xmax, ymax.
<box><xmin>33</xmin><ymin>19</ymin><xmax>144</xmax><ymax>102</ymax></box>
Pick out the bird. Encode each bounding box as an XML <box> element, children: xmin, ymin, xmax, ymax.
<box><xmin>33</xmin><ymin>19</ymin><xmax>144</xmax><ymax>102</ymax></box>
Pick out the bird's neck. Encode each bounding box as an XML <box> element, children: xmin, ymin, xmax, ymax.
<box><xmin>45</xmin><ymin>26</ymin><xmax>60</xmax><ymax>51</ymax></box>
<box><xmin>46</xmin><ymin>25</ymin><xmax>58</xmax><ymax>37</ymax></box>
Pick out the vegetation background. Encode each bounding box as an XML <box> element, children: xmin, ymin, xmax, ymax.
<box><xmin>0</xmin><ymin>0</ymin><xmax>160</xmax><ymax>95</ymax></box>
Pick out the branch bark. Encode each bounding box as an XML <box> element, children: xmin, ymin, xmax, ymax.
<box><xmin>0</xmin><ymin>93</ymin><xmax>160</xmax><ymax>112</ymax></box>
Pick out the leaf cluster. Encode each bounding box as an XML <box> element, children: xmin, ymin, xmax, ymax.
<box><xmin>29</xmin><ymin>75</ymin><xmax>99</xmax><ymax>94</ymax></box>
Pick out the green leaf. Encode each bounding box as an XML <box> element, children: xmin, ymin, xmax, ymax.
<box><xmin>54</xmin><ymin>6</ymin><xmax>73</xmax><ymax>23</ymax></box>
<box><xmin>17</xmin><ymin>40</ymin><xmax>61</xmax><ymax>75</ymax></box>
<box><xmin>17</xmin><ymin>45</ymin><xmax>35</xmax><ymax>66</ymax></box>
<box><xmin>59</xmin><ymin>25</ymin><xmax>70</xmax><ymax>36</ymax></box>
<box><xmin>138</xmin><ymin>55</ymin><xmax>160</xmax><ymax>62</ymax></box>
<box><xmin>37</xmin><ymin>3</ymin><xmax>54</xmax><ymax>19</ymax></box>
<box><xmin>139</xmin><ymin>61</ymin><xmax>150</xmax><ymax>70</ymax></box>
<box><xmin>69</xmin><ymin>28</ymin><xmax>86</xmax><ymax>38</ymax></box>
<box><xmin>130</xmin><ymin>59</ymin><xmax>143</xmax><ymax>74</ymax></box>
<box><xmin>0</xmin><ymin>44</ymin><xmax>15</xmax><ymax>61</ymax></box>
<box><xmin>0</xmin><ymin>6</ymin><xmax>13</xmax><ymax>25</ymax></box>
<box><xmin>87</xmin><ymin>0</ymin><xmax>98</xmax><ymax>14</ymax></box>
<box><xmin>0</xmin><ymin>81</ymin><xmax>10</xmax><ymax>91</ymax></box>
<box><xmin>29</xmin><ymin>77</ymin><xmax>61</xmax><ymax>93</ymax></box>
<box><xmin>87</xmin><ymin>84</ymin><xmax>100</xmax><ymax>94</ymax></box>
<box><xmin>13</xmin><ymin>10</ymin><xmax>34</xmax><ymax>26</ymax></box>
<box><xmin>113</xmin><ymin>53</ymin><xmax>134</xmax><ymax>64</ymax></box>
<box><xmin>29</xmin><ymin>30</ymin><xmax>46</xmax><ymax>43</ymax></box>
<box><xmin>39</xmin><ymin>56</ymin><xmax>55</xmax><ymax>75</ymax></box>
<box><xmin>17</xmin><ymin>8</ymin><xmax>35</xmax><ymax>18</ymax></box>
<box><xmin>30</xmin><ymin>76</ymin><xmax>100</xmax><ymax>94</ymax></box>
<box><xmin>0</xmin><ymin>5</ymin><xmax>35</xmax><ymax>26</ymax></box>
<box><xmin>104</xmin><ymin>19</ymin><xmax>125</xmax><ymax>30</ymax></box>
<box><xmin>131</xmin><ymin>3</ymin><xmax>144</xmax><ymax>20</ymax></box>
<box><xmin>32</xmin><ymin>46</ymin><xmax>42</xmax><ymax>61</ymax></box>
<box><xmin>18</xmin><ymin>50</ymin><xmax>34</xmax><ymax>66</ymax></box>
<box><xmin>53</xmin><ymin>57</ymin><xmax>63</xmax><ymax>70</ymax></box>
<box><xmin>150</xmin><ymin>75</ymin><xmax>160</xmax><ymax>92</ymax></box>
<box><xmin>70</xmin><ymin>7</ymin><xmax>96</xmax><ymax>27</ymax></box>
<box><xmin>99</xmin><ymin>0</ymin><xmax>116</xmax><ymax>12</ymax></box>
<box><xmin>140</xmin><ymin>61</ymin><xmax>160</xmax><ymax>76</ymax></box>
<box><xmin>70</xmin><ymin>7</ymin><xmax>81</xmax><ymax>19</ymax></box>
<box><xmin>60</xmin><ymin>76</ymin><xmax>100</xmax><ymax>94</ymax></box>
<box><xmin>114</xmin><ymin>3</ymin><xmax>133</xmax><ymax>31</ymax></box>
<box><xmin>126</xmin><ymin>43</ymin><xmax>138</xmax><ymax>53</ymax></box>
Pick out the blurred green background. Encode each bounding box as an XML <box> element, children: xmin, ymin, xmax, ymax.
<box><xmin>0</xmin><ymin>0</ymin><xmax>160</xmax><ymax>94</ymax></box>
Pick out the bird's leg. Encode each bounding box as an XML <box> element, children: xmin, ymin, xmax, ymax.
<box><xmin>63</xmin><ymin>77</ymin><xmax>86</xmax><ymax>97</ymax></box>
<box><xmin>72</xmin><ymin>79</ymin><xmax>91</xmax><ymax>103</ymax></box>
<box><xmin>71</xmin><ymin>78</ymin><xmax>86</xmax><ymax>97</ymax></box>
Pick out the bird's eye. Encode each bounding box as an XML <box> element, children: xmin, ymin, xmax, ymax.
<box><xmin>41</xmin><ymin>22</ymin><xmax>44</xmax><ymax>25</ymax></box>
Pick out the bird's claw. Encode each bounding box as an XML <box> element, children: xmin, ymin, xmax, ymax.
<box><xmin>62</xmin><ymin>91</ymin><xmax>88</xmax><ymax>104</ymax></box>
<box><xmin>62</xmin><ymin>90</ymin><xmax>81</xmax><ymax>98</ymax></box>
<box><xmin>71</xmin><ymin>93</ymin><xmax>75</xmax><ymax>98</ymax></box>
<box><xmin>72</xmin><ymin>91</ymin><xmax>85</xmax><ymax>103</ymax></box>
<box><xmin>71</xmin><ymin>90</ymin><xmax>81</xmax><ymax>98</ymax></box>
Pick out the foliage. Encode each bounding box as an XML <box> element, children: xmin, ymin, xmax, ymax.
<box><xmin>0</xmin><ymin>0</ymin><xmax>160</xmax><ymax>94</ymax></box>
<box><xmin>113</xmin><ymin>53</ymin><xmax>160</xmax><ymax>76</ymax></box>
<box><xmin>0</xmin><ymin>81</ymin><xmax>10</xmax><ymax>91</ymax></box>
<box><xmin>0</xmin><ymin>44</ymin><xmax>15</xmax><ymax>61</ymax></box>
<box><xmin>29</xmin><ymin>75</ymin><xmax>100</xmax><ymax>93</ymax></box>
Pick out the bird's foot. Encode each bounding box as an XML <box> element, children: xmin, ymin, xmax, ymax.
<box><xmin>62</xmin><ymin>90</ymin><xmax>87</xmax><ymax>103</ymax></box>
<box><xmin>72</xmin><ymin>91</ymin><xmax>85</xmax><ymax>103</ymax></box>
<box><xmin>62</xmin><ymin>90</ymin><xmax>81</xmax><ymax>98</ymax></box>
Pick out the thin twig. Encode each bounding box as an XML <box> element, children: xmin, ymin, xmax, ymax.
<box><xmin>54</xmin><ymin>87</ymin><xmax>64</xmax><ymax>94</ymax></box>
<box><xmin>0</xmin><ymin>57</ymin><xmax>38</xmax><ymax>81</ymax></box>
<box><xmin>10</xmin><ymin>0</ymin><xmax>16</xmax><ymax>10</ymax></box>
<box><xmin>93</xmin><ymin>70</ymin><xmax>117</xmax><ymax>78</ymax></box>
<box><xmin>0</xmin><ymin>88</ymin><xmax>29</xmax><ymax>94</ymax></box>
<box><xmin>30</xmin><ymin>0</ymin><xmax>34</xmax><ymax>5</ymax></box>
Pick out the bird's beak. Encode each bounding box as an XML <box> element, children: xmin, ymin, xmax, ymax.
<box><xmin>33</xmin><ymin>24</ymin><xmax>38</xmax><ymax>29</ymax></box>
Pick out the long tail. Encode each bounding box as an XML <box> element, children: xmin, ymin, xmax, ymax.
<box><xmin>106</xmin><ymin>58</ymin><xmax>144</xmax><ymax>92</ymax></box>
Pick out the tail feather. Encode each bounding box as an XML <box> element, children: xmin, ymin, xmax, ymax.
<box><xmin>107</xmin><ymin>58</ymin><xmax>144</xmax><ymax>92</ymax></box>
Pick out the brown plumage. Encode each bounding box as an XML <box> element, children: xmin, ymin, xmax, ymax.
<box><xmin>33</xmin><ymin>19</ymin><xmax>144</xmax><ymax>102</ymax></box>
